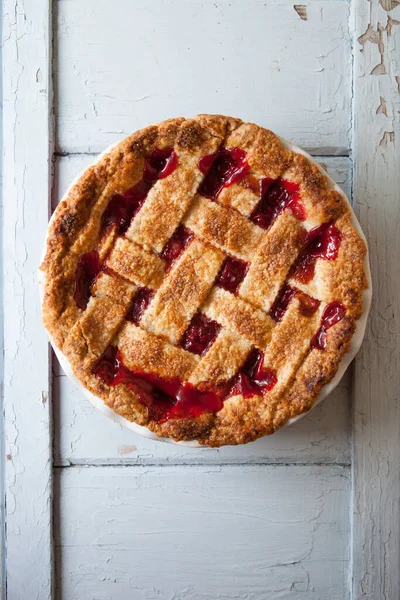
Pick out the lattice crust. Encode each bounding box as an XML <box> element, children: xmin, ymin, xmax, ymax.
<box><xmin>202</xmin><ymin>288</ymin><xmax>274</xmax><ymax>350</ymax></box>
<box><xmin>41</xmin><ymin>114</ymin><xmax>368</xmax><ymax>447</ymax></box>
<box><xmin>189</xmin><ymin>329</ymin><xmax>252</xmax><ymax>388</ymax></box>
<box><xmin>183</xmin><ymin>196</ymin><xmax>263</xmax><ymax>260</ymax></box>
<box><xmin>118</xmin><ymin>324</ymin><xmax>199</xmax><ymax>380</ymax></box>
<box><xmin>124</xmin><ymin>122</ymin><xmax>224</xmax><ymax>252</ymax></box>
<box><xmin>239</xmin><ymin>211</ymin><xmax>306</xmax><ymax>312</ymax></box>
<box><xmin>140</xmin><ymin>239</ymin><xmax>224</xmax><ymax>345</ymax></box>
<box><xmin>106</xmin><ymin>237</ymin><xmax>165</xmax><ymax>289</ymax></box>
<box><xmin>287</xmin><ymin>212</ymin><xmax>367</xmax><ymax>319</ymax></box>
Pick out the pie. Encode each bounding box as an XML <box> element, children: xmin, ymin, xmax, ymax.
<box><xmin>40</xmin><ymin>115</ymin><xmax>368</xmax><ymax>447</ymax></box>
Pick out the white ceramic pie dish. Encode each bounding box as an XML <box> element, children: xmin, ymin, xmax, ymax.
<box><xmin>39</xmin><ymin>133</ymin><xmax>372</xmax><ymax>448</ymax></box>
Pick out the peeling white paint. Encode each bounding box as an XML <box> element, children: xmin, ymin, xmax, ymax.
<box><xmin>2</xmin><ymin>1</ymin><xmax>53</xmax><ymax>598</ymax></box>
<box><xmin>352</xmin><ymin>0</ymin><xmax>400</xmax><ymax>599</ymax></box>
<box><xmin>55</xmin><ymin>466</ymin><xmax>350</xmax><ymax>600</ymax></box>
<box><xmin>55</xmin><ymin>0</ymin><xmax>353</xmax><ymax>155</ymax></box>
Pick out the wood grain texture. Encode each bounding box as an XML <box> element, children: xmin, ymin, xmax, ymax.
<box><xmin>352</xmin><ymin>0</ymin><xmax>400</xmax><ymax>598</ymax></box>
<box><xmin>53</xmin><ymin>155</ymin><xmax>352</xmax><ymax>466</ymax></box>
<box><xmin>55</xmin><ymin>465</ymin><xmax>350</xmax><ymax>600</ymax></box>
<box><xmin>2</xmin><ymin>1</ymin><xmax>53</xmax><ymax>598</ymax></box>
<box><xmin>55</xmin><ymin>0</ymin><xmax>352</xmax><ymax>155</ymax></box>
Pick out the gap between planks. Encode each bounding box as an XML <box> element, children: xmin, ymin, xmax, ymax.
<box><xmin>54</xmin><ymin>460</ymin><xmax>351</xmax><ymax>468</ymax></box>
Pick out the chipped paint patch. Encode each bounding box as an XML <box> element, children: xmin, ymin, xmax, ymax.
<box><xmin>379</xmin><ymin>0</ymin><xmax>400</xmax><ymax>10</ymax></box>
<box><xmin>376</xmin><ymin>96</ymin><xmax>388</xmax><ymax>116</ymax></box>
<box><xmin>118</xmin><ymin>445</ymin><xmax>137</xmax><ymax>456</ymax></box>
<box><xmin>294</xmin><ymin>5</ymin><xmax>307</xmax><ymax>20</ymax></box>
<box><xmin>358</xmin><ymin>18</ymin><xmax>400</xmax><ymax>75</ymax></box>
<box><xmin>379</xmin><ymin>131</ymin><xmax>395</xmax><ymax>146</ymax></box>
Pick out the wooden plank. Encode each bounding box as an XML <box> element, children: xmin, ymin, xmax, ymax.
<box><xmin>55</xmin><ymin>0</ymin><xmax>352</xmax><ymax>155</ymax></box>
<box><xmin>55</xmin><ymin>465</ymin><xmax>350</xmax><ymax>599</ymax></box>
<box><xmin>53</xmin><ymin>154</ymin><xmax>352</xmax><ymax>465</ymax></box>
<box><xmin>352</xmin><ymin>0</ymin><xmax>400</xmax><ymax>598</ymax></box>
<box><xmin>2</xmin><ymin>1</ymin><xmax>53</xmax><ymax>598</ymax></box>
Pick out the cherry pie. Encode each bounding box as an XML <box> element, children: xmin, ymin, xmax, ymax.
<box><xmin>41</xmin><ymin>115</ymin><xmax>368</xmax><ymax>446</ymax></box>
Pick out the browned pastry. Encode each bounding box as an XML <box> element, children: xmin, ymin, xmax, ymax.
<box><xmin>40</xmin><ymin>115</ymin><xmax>368</xmax><ymax>446</ymax></box>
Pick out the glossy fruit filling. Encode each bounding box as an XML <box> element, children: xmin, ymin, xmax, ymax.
<box><xmin>270</xmin><ymin>285</ymin><xmax>321</xmax><ymax>322</ymax></box>
<box><xmin>311</xmin><ymin>301</ymin><xmax>346</xmax><ymax>350</ymax></box>
<box><xmin>92</xmin><ymin>346</ymin><xmax>223</xmax><ymax>422</ymax></box>
<box><xmin>292</xmin><ymin>221</ymin><xmax>342</xmax><ymax>283</ymax></box>
<box><xmin>125</xmin><ymin>288</ymin><xmax>154</xmax><ymax>324</ymax></box>
<box><xmin>198</xmin><ymin>147</ymin><xmax>249</xmax><ymax>199</ymax></box>
<box><xmin>74</xmin><ymin>251</ymin><xmax>102</xmax><ymax>310</ymax></box>
<box><xmin>180</xmin><ymin>313</ymin><xmax>221</xmax><ymax>356</ymax></box>
<box><xmin>93</xmin><ymin>343</ymin><xmax>278</xmax><ymax>422</ymax></box>
<box><xmin>160</xmin><ymin>225</ymin><xmax>194</xmax><ymax>270</ymax></box>
<box><xmin>229</xmin><ymin>349</ymin><xmax>277</xmax><ymax>399</ymax></box>
<box><xmin>216</xmin><ymin>256</ymin><xmax>248</xmax><ymax>293</ymax></box>
<box><xmin>143</xmin><ymin>147</ymin><xmax>178</xmax><ymax>181</ymax></box>
<box><xmin>251</xmin><ymin>178</ymin><xmax>306</xmax><ymax>230</ymax></box>
<box><xmin>101</xmin><ymin>148</ymin><xmax>177</xmax><ymax>237</ymax></box>
<box><xmin>269</xmin><ymin>285</ymin><xmax>298</xmax><ymax>322</ymax></box>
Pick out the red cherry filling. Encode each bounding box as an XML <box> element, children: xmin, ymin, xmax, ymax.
<box><xmin>228</xmin><ymin>349</ymin><xmax>277</xmax><ymax>399</ymax></box>
<box><xmin>92</xmin><ymin>344</ymin><xmax>119</xmax><ymax>386</ymax></box>
<box><xmin>101</xmin><ymin>183</ymin><xmax>148</xmax><ymax>237</ymax></box>
<box><xmin>270</xmin><ymin>285</ymin><xmax>321</xmax><ymax>322</ymax></box>
<box><xmin>125</xmin><ymin>288</ymin><xmax>154</xmax><ymax>325</ymax></box>
<box><xmin>251</xmin><ymin>178</ymin><xmax>306</xmax><ymax>230</ymax></box>
<box><xmin>93</xmin><ymin>342</ymin><xmax>279</xmax><ymax>421</ymax></box>
<box><xmin>310</xmin><ymin>301</ymin><xmax>346</xmax><ymax>350</ymax></box>
<box><xmin>160</xmin><ymin>225</ymin><xmax>194</xmax><ymax>271</ymax></box>
<box><xmin>73</xmin><ymin>251</ymin><xmax>102</xmax><ymax>310</ymax></box>
<box><xmin>92</xmin><ymin>347</ymin><xmax>222</xmax><ymax>422</ymax></box>
<box><xmin>198</xmin><ymin>147</ymin><xmax>249</xmax><ymax>199</ymax></box>
<box><xmin>269</xmin><ymin>285</ymin><xmax>298</xmax><ymax>322</ymax></box>
<box><xmin>216</xmin><ymin>256</ymin><xmax>248</xmax><ymax>294</ymax></box>
<box><xmin>292</xmin><ymin>221</ymin><xmax>342</xmax><ymax>283</ymax></box>
<box><xmin>180</xmin><ymin>313</ymin><xmax>221</xmax><ymax>356</ymax></box>
<box><xmin>167</xmin><ymin>384</ymin><xmax>224</xmax><ymax>420</ymax></box>
<box><xmin>143</xmin><ymin>148</ymin><xmax>178</xmax><ymax>181</ymax></box>
<box><xmin>101</xmin><ymin>148</ymin><xmax>177</xmax><ymax>238</ymax></box>
<box><xmin>114</xmin><ymin>366</ymin><xmax>179</xmax><ymax>423</ymax></box>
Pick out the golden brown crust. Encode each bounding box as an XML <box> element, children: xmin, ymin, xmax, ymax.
<box><xmin>41</xmin><ymin>114</ymin><xmax>368</xmax><ymax>447</ymax></box>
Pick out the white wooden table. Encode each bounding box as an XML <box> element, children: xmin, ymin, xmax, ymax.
<box><xmin>2</xmin><ymin>1</ymin><xmax>399</xmax><ymax>598</ymax></box>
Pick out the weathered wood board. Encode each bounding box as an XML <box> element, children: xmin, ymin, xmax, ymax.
<box><xmin>55</xmin><ymin>466</ymin><xmax>350</xmax><ymax>600</ymax></box>
<box><xmin>352</xmin><ymin>0</ymin><xmax>400</xmax><ymax>598</ymax></box>
<box><xmin>2</xmin><ymin>0</ymin><xmax>53</xmax><ymax>598</ymax></box>
<box><xmin>55</xmin><ymin>0</ymin><xmax>352</xmax><ymax>155</ymax></box>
